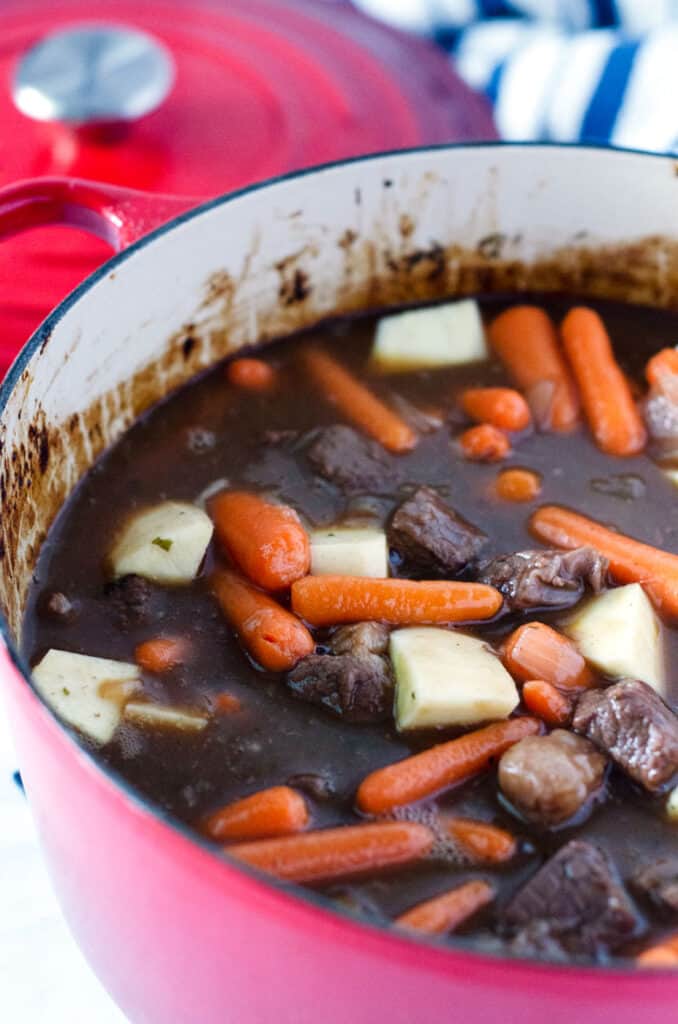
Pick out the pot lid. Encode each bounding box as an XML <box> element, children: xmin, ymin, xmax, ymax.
<box><xmin>0</xmin><ymin>0</ymin><xmax>495</xmax><ymax>369</ymax></box>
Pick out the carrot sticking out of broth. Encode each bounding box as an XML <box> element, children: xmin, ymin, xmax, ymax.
<box><xmin>212</xmin><ymin>569</ymin><xmax>314</xmax><ymax>672</ymax></box>
<box><xmin>530</xmin><ymin>504</ymin><xmax>678</xmax><ymax>619</ymax></box>
<box><xmin>443</xmin><ymin>818</ymin><xmax>517</xmax><ymax>864</ymax></box>
<box><xmin>645</xmin><ymin>347</ymin><xmax>678</xmax><ymax>387</ymax></box>
<box><xmin>560</xmin><ymin>307</ymin><xmax>646</xmax><ymax>456</ymax></box>
<box><xmin>488</xmin><ymin>306</ymin><xmax>580</xmax><ymax>432</ymax></box>
<box><xmin>302</xmin><ymin>348</ymin><xmax>417</xmax><ymax>453</ymax></box>
<box><xmin>227</xmin><ymin>358</ymin><xmax>277</xmax><ymax>392</ymax></box>
<box><xmin>290</xmin><ymin>576</ymin><xmax>503</xmax><ymax>627</ymax></box>
<box><xmin>637</xmin><ymin>934</ymin><xmax>678</xmax><ymax>968</ymax></box>
<box><xmin>395</xmin><ymin>879</ymin><xmax>494</xmax><ymax>935</ymax></box>
<box><xmin>495</xmin><ymin>467</ymin><xmax>542</xmax><ymax>502</ymax></box>
<box><xmin>228</xmin><ymin>821</ymin><xmax>434</xmax><ymax>884</ymax></box>
<box><xmin>203</xmin><ymin>786</ymin><xmax>309</xmax><ymax>842</ymax></box>
<box><xmin>213</xmin><ymin>692</ymin><xmax>243</xmax><ymax>715</ymax></box>
<box><xmin>521</xmin><ymin>679</ymin><xmax>572</xmax><ymax>727</ymax></box>
<box><xmin>210</xmin><ymin>490</ymin><xmax>310</xmax><ymax>591</ymax></box>
<box><xmin>135</xmin><ymin>636</ymin><xmax>187</xmax><ymax>674</ymax></box>
<box><xmin>503</xmin><ymin>621</ymin><xmax>594</xmax><ymax>691</ymax></box>
<box><xmin>460</xmin><ymin>387</ymin><xmax>531</xmax><ymax>432</ymax></box>
<box><xmin>458</xmin><ymin>424</ymin><xmax>511</xmax><ymax>462</ymax></box>
<box><xmin>356</xmin><ymin>718</ymin><xmax>540</xmax><ymax>816</ymax></box>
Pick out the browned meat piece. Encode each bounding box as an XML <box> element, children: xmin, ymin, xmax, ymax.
<box><xmin>573</xmin><ymin>679</ymin><xmax>678</xmax><ymax>792</ymax></box>
<box><xmin>631</xmin><ymin>857</ymin><xmax>678</xmax><ymax>916</ymax></box>
<box><xmin>307</xmin><ymin>425</ymin><xmax>389</xmax><ymax>491</ymax></box>
<box><xmin>388</xmin><ymin>486</ymin><xmax>486</xmax><ymax>574</ymax></box>
<box><xmin>286</xmin><ymin>772</ymin><xmax>336</xmax><ymax>801</ymax></box>
<box><xmin>287</xmin><ymin>653</ymin><xmax>392</xmax><ymax>721</ymax></box>
<box><xmin>478</xmin><ymin>546</ymin><xmax>608</xmax><ymax>612</ymax></box>
<box><xmin>503</xmin><ymin>840</ymin><xmax>643</xmax><ymax>958</ymax></box>
<box><xmin>498</xmin><ymin>730</ymin><xmax>606</xmax><ymax>827</ymax></box>
<box><xmin>38</xmin><ymin>590</ymin><xmax>77</xmax><ymax>623</ymax></box>
<box><xmin>329</xmin><ymin>621</ymin><xmax>390</xmax><ymax>659</ymax></box>
<box><xmin>105</xmin><ymin>574</ymin><xmax>154</xmax><ymax>629</ymax></box>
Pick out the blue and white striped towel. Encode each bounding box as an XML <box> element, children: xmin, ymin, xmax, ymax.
<box><xmin>355</xmin><ymin>0</ymin><xmax>678</xmax><ymax>151</ymax></box>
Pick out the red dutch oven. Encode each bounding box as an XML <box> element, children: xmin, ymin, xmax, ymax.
<box><xmin>0</xmin><ymin>143</ymin><xmax>677</xmax><ymax>1023</ymax></box>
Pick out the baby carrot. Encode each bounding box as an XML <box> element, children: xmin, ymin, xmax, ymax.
<box><xmin>213</xmin><ymin>692</ymin><xmax>243</xmax><ymax>714</ymax></box>
<box><xmin>645</xmin><ymin>348</ymin><xmax>678</xmax><ymax>388</ymax></box>
<box><xmin>488</xmin><ymin>306</ymin><xmax>580</xmax><ymax>432</ymax></box>
<box><xmin>444</xmin><ymin>818</ymin><xmax>517</xmax><ymax>864</ymax></box>
<box><xmin>637</xmin><ymin>934</ymin><xmax>678</xmax><ymax>968</ymax></box>
<box><xmin>503</xmin><ymin>621</ymin><xmax>594</xmax><ymax>690</ymax></box>
<box><xmin>530</xmin><ymin>504</ymin><xmax>678</xmax><ymax>619</ymax></box>
<box><xmin>461</xmin><ymin>387</ymin><xmax>531</xmax><ymax>432</ymax></box>
<box><xmin>356</xmin><ymin>717</ymin><xmax>540</xmax><ymax>815</ymax></box>
<box><xmin>561</xmin><ymin>307</ymin><xmax>646</xmax><ymax>456</ymax></box>
<box><xmin>210</xmin><ymin>490</ymin><xmax>310</xmax><ymax>591</ymax></box>
<box><xmin>291</xmin><ymin>576</ymin><xmax>503</xmax><ymax>627</ymax></box>
<box><xmin>302</xmin><ymin>348</ymin><xmax>417</xmax><ymax>453</ymax></box>
<box><xmin>228</xmin><ymin>821</ymin><xmax>434</xmax><ymax>883</ymax></box>
<box><xmin>135</xmin><ymin>636</ymin><xmax>187</xmax><ymax>674</ymax></box>
<box><xmin>227</xmin><ymin>358</ymin><xmax>277</xmax><ymax>392</ymax></box>
<box><xmin>203</xmin><ymin>785</ymin><xmax>309</xmax><ymax>843</ymax></box>
<box><xmin>459</xmin><ymin>424</ymin><xmax>511</xmax><ymax>462</ymax></box>
<box><xmin>521</xmin><ymin>679</ymin><xmax>572</xmax><ymax>727</ymax></box>
<box><xmin>495</xmin><ymin>467</ymin><xmax>541</xmax><ymax>502</ymax></box>
<box><xmin>395</xmin><ymin>879</ymin><xmax>494</xmax><ymax>935</ymax></box>
<box><xmin>212</xmin><ymin>569</ymin><xmax>314</xmax><ymax>671</ymax></box>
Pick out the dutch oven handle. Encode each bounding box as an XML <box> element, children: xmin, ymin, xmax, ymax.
<box><xmin>0</xmin><ymin>177</ymin><xmax>197</xmax><ymax>252</ymax></box>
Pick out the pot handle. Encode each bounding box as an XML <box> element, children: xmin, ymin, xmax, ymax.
<box><xmin>0</xmin><ymin>177</ymin><xmax>198</xmax><ymax>252</ymax></box>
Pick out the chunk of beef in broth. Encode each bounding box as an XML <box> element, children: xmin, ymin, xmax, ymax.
<box><xmin>104</xmin><ymin>574</ymin><xmax>155</xmax><ymax>629</ymax></box>
<box><xmin>286</xmin><ymin>622</ymin><xmax>393</xmax><ymax>722</ymax></box>
<box><xmin>573</xmin><ymin>679</ymin><xmax>678</xmax><ymax>792</ymax></box>
<box><xmin>503</xmin><ymin>840</ymin><xmax>643</xmax><ymax>959</ymax></box>
<box><xmin>631</xmin><ymin>857</ymin><xmax>678</xmax><ymax>917</ymax></box>
<box><xmin>388</xmin><ymin>486</ymin><xmax>486</xmax><ymax>575</ymax></box>
<box><xmin>477</xmin><ymin>547</ymin><xmax>608</xmax><ymax>612</ymax></box>
<box><xmin>498</xmin><ymin>730</ymin><xmax>606</xmax><ymax>827</ymax></box>
<box><xmin>307</xmin><ymin>425</ymin><xmax>390</xmax><ymax>492</ymax></box>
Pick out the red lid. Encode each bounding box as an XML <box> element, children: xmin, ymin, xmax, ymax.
<box><xmin>0</xmin><ymin>0</ymin><xmax>495</xmax><ymax>365</ymax></box>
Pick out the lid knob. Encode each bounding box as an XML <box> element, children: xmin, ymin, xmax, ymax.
<box><xmin>12</xmin><ymin>24</ymin><xmax>175</xmax><ymax>126</ymax></box>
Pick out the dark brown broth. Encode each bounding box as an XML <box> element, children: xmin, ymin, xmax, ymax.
<box><xmin>22</xmin><ymin>294</ymin><xmax>678</xmax><ymax>959</ymax></box>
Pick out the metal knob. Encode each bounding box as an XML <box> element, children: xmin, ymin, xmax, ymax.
<box><xmin>12</xmin><ymin>24</ymin><xmax>175</xmax><ymax>126</ymax></box>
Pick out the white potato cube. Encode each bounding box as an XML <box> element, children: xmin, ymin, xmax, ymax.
<box><xmin>32</xmin><ymin>649</ymin><xmax>140</xmax><ymax>745</ymax></box>
<box><xmin>124</xmin><ymin>702</ymin><xmax>208</xmax><ymax>732</ymax></box>
<box><xmin>371</xmin><ymin>299</ymin><xmax>487</xmax><ymax>372</ymax></box>
<box><xmin>310</xmin><ymin>527</ymin><xmax>389</xmax><ymax>578</ymax></box>
<box><xmin>110</xmin><ymin>501</ymin><xmax>213</xmax><ymax>584</ymax></box>
<box><xmin>663</xmin><ymin>468</ymin><xmax>678</xmax><ymax>490</ymax></box>
<box><xmin>565</xmin><ymin>583</ymin><xmax>665</xmax><ymax>695</ymax></box>
<box><xmin>667</xmin><ymin>787</ymin><xmax>678</xmax><ymax>822</ymax></box>
<box><xmin>392</xmin><ymin>627</ymin><xmax>519</xmax><ymax>731</ymax></box>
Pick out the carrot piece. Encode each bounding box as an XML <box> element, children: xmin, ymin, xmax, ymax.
<box><xmin>444</xmin><ymin>818</ymin><xmax>517</xmax><ymax>864</ymax></box>
<box><xmin>356</xmin><ymin>717</ymin><xmax>540</xmax><ymax>815</ymax></box>
<box><xmin>461</xmin><ymin>387</ymin><xmax>531</xmax><ymax>432</ymax></box>
<box><xmin>646</xmin><ymin>348</ymin><xmax>678</xmax><ymax>388</ymax></box>
<box><xmin>521</xmin><ymin>679</ymin><xmax>572</xmax><ymax>727</ymax></box>
<box><xmin>495</xmin><ymin>467</ymin><xmax>541</xmax><ymax>502</ymax></box>
<box><xmin>214</xmin><ymin>692</ymin><xmax>242</xmax><ymax>714</ymax></box>
<box><xmin>503</xmin><ymin>621</ymin><xmax>594</xmax><ymax>690</ymax></box>
<box><xmin>227</xmin><ymin>358</ymin><xmax>277</xmax><ymax>392</ymax></box>
<box><xmin>291</xmin><ymin>575</ymin><xmax>503</xmax><ymax>627</ymax></box>
<box><xmin>135</xmin><ymin>636</ymin><xmax>187</xmax><ymax>674</ymax></box>
<box><xmin>560</xmin><ymin>307</ymin><xmax>646</xmax><ymax>456</ymax></box>
<box><xmin>488</xmin><ymin>306</ymin><xmax>580</xmax><ymax>432</ymax></box>
<box><xmin>203</xmin><ymin>785</ymin><xmax>309</xmax><ymax>842</ymax></box>
<box><xmin>210</xmin><ymin>490</ymin><xmax>310</xmax><ymax>591</ymax></box>
<box><xmin>637</xmin><ymin>934</ymin><xmax>678</xmax><ymax>968</ymax></box>
<box><xmin>228</xmin><ymin>821</ymin><xmax>434</xmax><ymax>883</ymax></box>
<box><xmin>459</xmin><ymin>424</ymin><xmax>511</xmax><ymax>462</ymax></box>
<box><xmin>302</xmin><ymin>348</ymin><xmax>417</xmax><ymax>453</ymax></box>
<box><xmin>395</xmin><ymin>879</ymin><xmax>494</xmax><ymax>935</ymax></box>
<box><xmin>530</xmin><ymin>504</ymin><xmax>678</xmax><ymax>620</ymax></box>
<box><xmin>212</xmin><ymin>569</ymin><xmax>314</xmax><ymax>671</ymax></box>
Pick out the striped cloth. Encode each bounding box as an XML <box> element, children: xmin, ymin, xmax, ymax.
<box><xmin>354</xmin><ymin>0</ymin><xmax>678</xmax><ymax>151</ymax></box>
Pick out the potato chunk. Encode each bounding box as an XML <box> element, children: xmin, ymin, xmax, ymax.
<box><xmin>123</xmin><ymin>702</ymin><xmax>208</xmax><ymax>732</ymax></box>
<box><xmin>310</xmin><ymin>527</ymin><xmax>388</xmax><ymax>578</ymax></box>
<box><xmin>371</xmin><ymin>299</ymin><xmax>487</xmax><ymax>372</ymax></box>
<box><xmin>32</xmin><ymin>649</ymin><xmax>140</xmax><ymax>744</ymax></box>
<box><xmin>110</xmin><ymin>501</ymin><xmax>213</xmax><ymax>584</ymax></box>
<box><xmin>565</xmin><ymin>583</ymin><xmax>665</xmax><ymax>695</ymax></box>
<box><xmin>667</xmin><ymin>787</ymin><xmax>678</xmax><ymax>822</ymax></box>
<box><xmin>392</xmin><ymin>627</ymin><xmax>519</xmax><ymax>731</ymax></box>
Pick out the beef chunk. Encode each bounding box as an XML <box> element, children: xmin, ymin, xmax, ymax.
<box><xmin>573</xmin><ymin>679</ymin><xmax>678</xmax><ymax>792</ymax></box>
<box><xmin>478</xmin><ymin>546</ymin><xmax>608</xmax><ymax>612</ymax></box>
<box><xmin>105</xmin><ymin>574</ymin><xmax>153</xmax><ymax>629</ymax></box>
<box><xmin>631</xmin><ymin>857</ymin><xmax>678</xmax><ymax>916</ymax></box>
<box><xmin>388</xmin><ymin>486</ymin><xmax>486</xmax><ymax>574</ymax></box>
<box><xmin>286</xmin><ymin>772</ymin><xmax>336</xmax><ymax>801</ymax></box>
<box><xmin>307</xmin><ymin>425</ymin><xmax>389</xmax><ymax>491</ymax></box>
<box><xmin>499</xmin><ymin>730</ymin><xmax>606</xmax><ymax>827</ymax></box>
<box><xmin>503</xmin><ymin>840</ymin><xmax>642</xmax><ymax>958</ymax></box>
<box><xmin>329</xmin><ymin>621</ymin><xmax>390</xmax><ymax>659</ymax></box>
